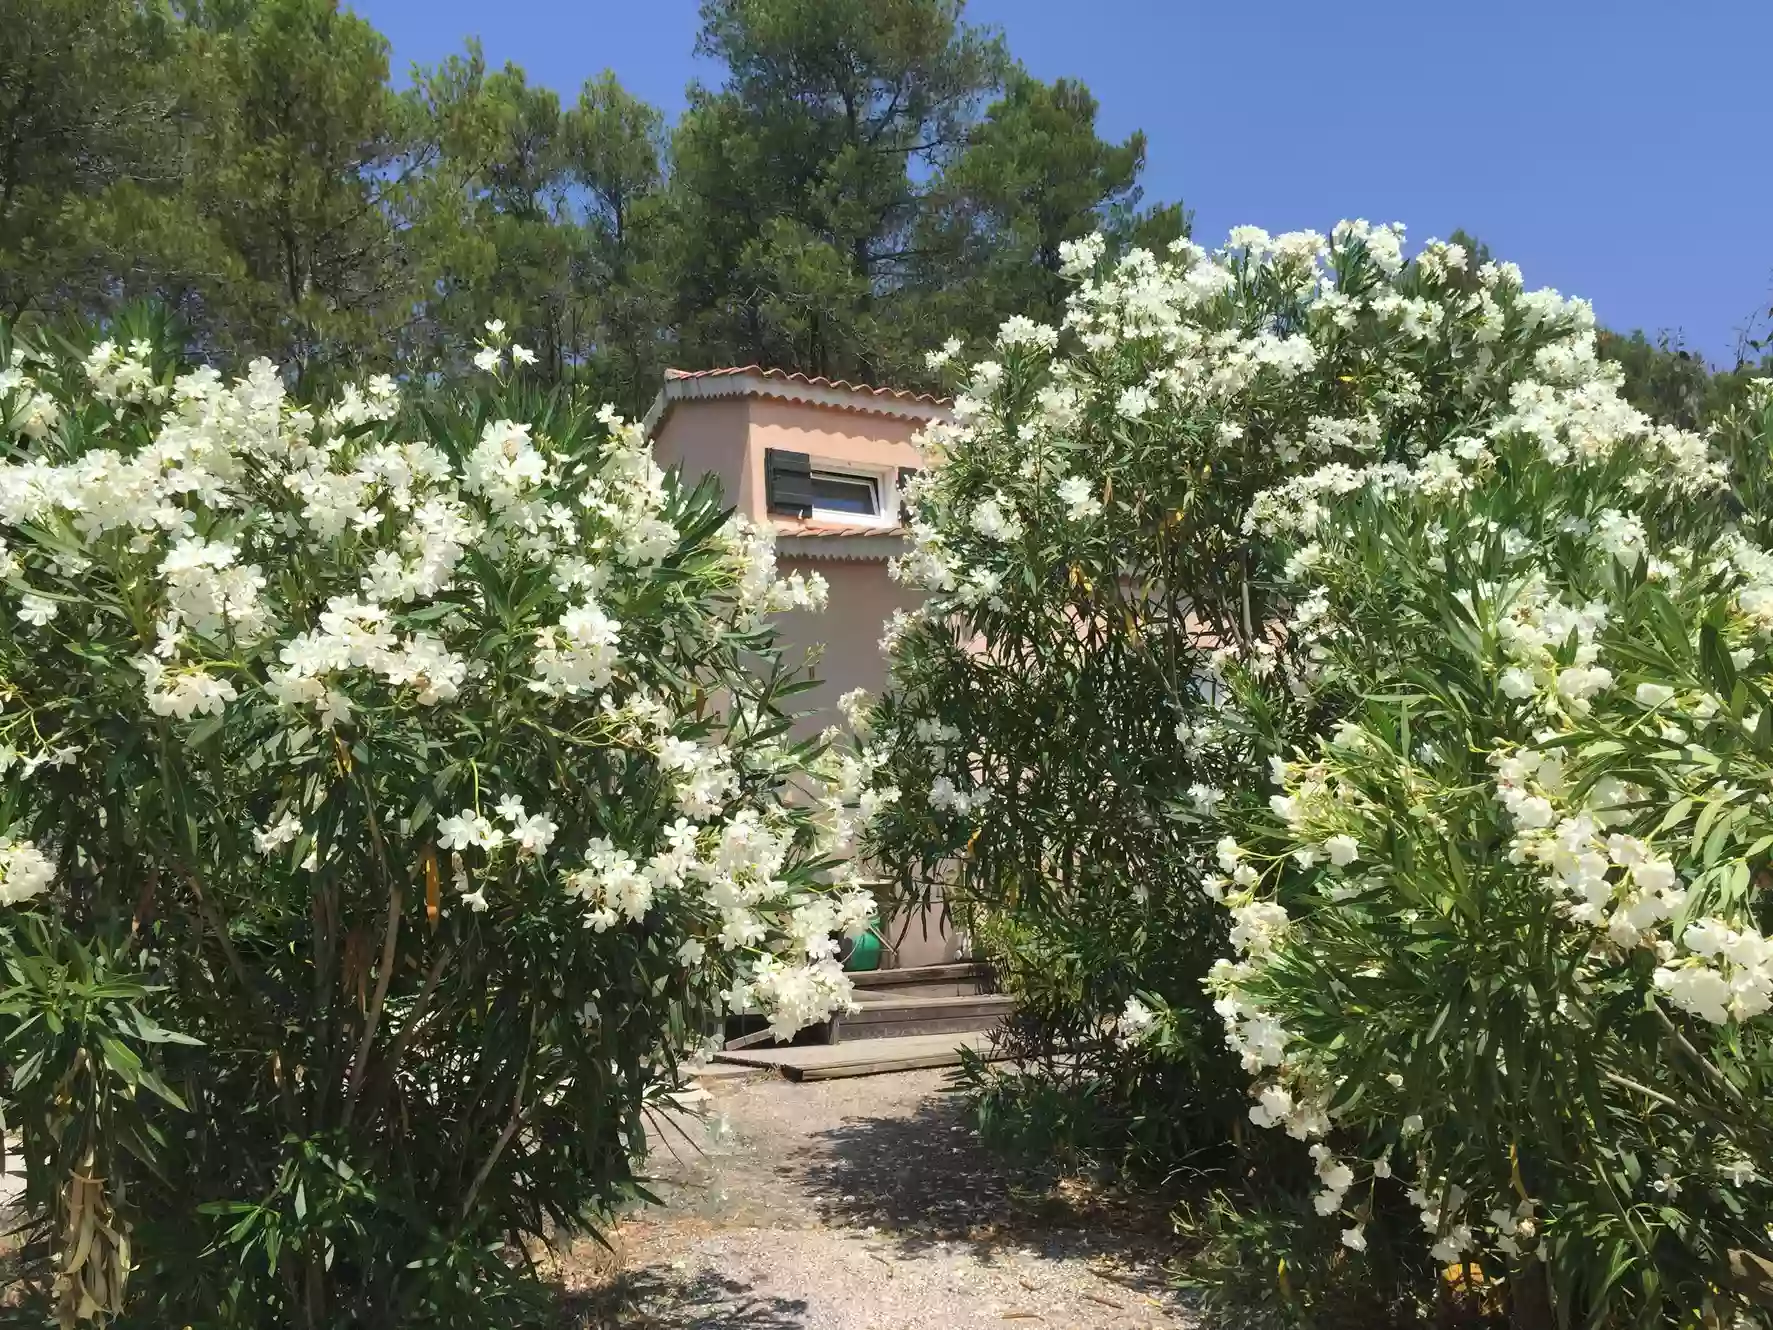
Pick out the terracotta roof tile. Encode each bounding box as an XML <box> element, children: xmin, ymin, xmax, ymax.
<box><xmin>663</xmin><ymin>365</ymin><xmax>948</xmax><ymax>407</ymax></box>
<box><xmin>643</xmin><ymin>365</ymin><xmax>952</xmax><ymax>435</ymax></box>
<box><xmin>772</xmin><ymin>517</ymin><xmax>907</xmax><ymax>538</ymax></box>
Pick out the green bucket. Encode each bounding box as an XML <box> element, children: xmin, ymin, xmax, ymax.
<box><xmin>842</xmin><ymin>928</ymin><xmax>882</xmax><ymax>972</ymax></box>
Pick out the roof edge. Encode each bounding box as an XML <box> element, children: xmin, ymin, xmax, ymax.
<box><xmin>643</xmin><ymin>367</ymin><xmax>951</xmax><ymax>436</ymax></box>
<box><xmin>775</xmin><ymin>531</ymin><xmax>906</xmax><ymax>561</ymax></box>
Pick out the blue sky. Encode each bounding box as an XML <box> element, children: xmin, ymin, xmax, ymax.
<box><xmin>355</xmin><ymin>0</ymin><xmax>1773</xmax><ymax>366</ymax></box>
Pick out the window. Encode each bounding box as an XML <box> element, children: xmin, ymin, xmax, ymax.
<box><xmin>809</xmin><ymin>469</ymin><xmax>881</xmax><ymax>518</ymax></box>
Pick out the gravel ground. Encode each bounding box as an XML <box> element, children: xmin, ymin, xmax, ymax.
<box><xmin>0</xmin><ymin>1138</ymin><xmax>20</xmax><ymax>1211</ymax></box>
<box><xmin>558</xmin><ymin>1068</ymin><xmax>1201</xmax><ymax>1330</ymax></box>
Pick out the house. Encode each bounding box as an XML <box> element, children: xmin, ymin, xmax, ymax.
<box><xmin>646</xmin><ymin>366</ymin><xmax>965</xmax><ymax>970</ymax></box>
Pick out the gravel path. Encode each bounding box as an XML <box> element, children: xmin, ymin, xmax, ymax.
<box><xmin>559</xmin><ymin>1067</ymin><xmax>1201</xmax><ymax>1330</ymax></box>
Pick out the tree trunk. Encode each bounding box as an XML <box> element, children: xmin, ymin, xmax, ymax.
<box><xmin>1509</xmin><ymin>1257</ymin><xmax>1555</xmax><ymax>1330</ymax></box>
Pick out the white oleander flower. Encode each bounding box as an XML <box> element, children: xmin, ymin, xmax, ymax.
<box><xmin>17</xmin><ymin>592</ymin><xmax>56</xmax><ymax>626</ymax></box>
<box><xmin>0</xmin><ymin>836</ymin><xmax>55</xmax><ymax>905</ymax></box>
<box><xmin>1635</xmin><ymin>682</ymin><xmax>1675</xmax><ymax>708</ymax></box>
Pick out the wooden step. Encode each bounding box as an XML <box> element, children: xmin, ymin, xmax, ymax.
<box><xmin>835</xmin><ymin>992</ymin><xmax>1014</xmax><ymax>1042</ymax></box>
<box><xmin>848</xmin><ymin>961</ymin><xmax>994</xmax><ymax>999</ymax></box>
<box><xmin>714</xmin><ymin>1030</ymin><xmax>1008</xmax><ymax>1081</ymax></box>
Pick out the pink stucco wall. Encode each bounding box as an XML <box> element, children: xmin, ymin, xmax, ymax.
<box><xmin>650</xmin><ymin>397</ymin><xmax>752</xmax><ymax>510</ymax></box>
<box><xmin>772</xmin><ymin>558</ymin><xmax>920</xmax><ymax>730</ymax></box>
<box><xmin>651</xmin><ymin>392</ymin><xmax>929</xmax><ymax>727</ymax></box>
<box><xmin>741</xmin><ymin>398</ymin><xmax>925</xmax><ymax>524</ymax></box>
<box><xmin>654</xmin><ymin>395</ymin><xmax>927</xmax><ymax>526</ymax></box>
<box><xmin>649</xmin><ymin>387</ymin><xmax>963</xmax><ymax>968</ymax></box>
<box><xmin>772</xmin><ymin>559</ymin><xmax>961</xmax><ymax>967</ymax></box>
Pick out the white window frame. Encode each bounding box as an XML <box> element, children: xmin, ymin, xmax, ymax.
<box><xmin>805</xmin><ymin>460</ymin><xmax>899</xmax><ymax>528</ymax></box>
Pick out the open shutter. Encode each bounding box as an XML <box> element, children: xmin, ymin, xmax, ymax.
<box><xmin>897</xmin><ymin>466</ymin><xmax>921</xmax><ymax>523</ymax></box>
<box><xmin>765</xmin><ymin>449</ymin><xmax>813</xmax><ymax>517</ymax></box>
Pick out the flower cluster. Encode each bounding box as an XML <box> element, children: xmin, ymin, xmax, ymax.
<box><xmin>724</xmin><ymin>515</ymin><xmax>828</xmax><ymax>625</ymax></box>
<box><xmin>1209</xmin><ymin>288</ymin><xmax>1773</xmax><ymax>1316</ymax></box>
<box><xmin>0</xmin><ymin>321</ymin><xmax>915</xmax><ymax>1330</ymax></box>
<box><xmin>530</xmin><ymin>600</ymin><xmax>622</xmax><ymax>697</ymax></box>
<box><xmin>728</xmin><ymin>952</ymin><xmax>855</xmax><ymax>1042</ymax></box>
<box><xmin>1494</xmin><ymin>748</ymin><xmax>1690</xmax><ymax>951</ymax></box>
<box><xmin>0</xmin><ymin>326</ymin><xmax>882</xmax><ymax>1047</ymax></box>
<box><xmin>866</xmin><ymin>213</ymin><xmax>1773</xmax><ymax>1322</ymax></box>
<box><xmin>0</xmin><ymin>835</ymin><xmax>53</xmax><ymax>906</ymax></box>
<box><xmin>267</xmin><ymin>596</ymin><xmax>468</xmax><ymax>726</ymax></box>
<box><xmin>470</xmin><ymin>319</ymin><xmax>537</xmax><ymax>375</ymax></box>
<box><xmin>1657</xmin><ymin>918</ymin><xmax>1773</xmax><ymax>1024</ymax></box>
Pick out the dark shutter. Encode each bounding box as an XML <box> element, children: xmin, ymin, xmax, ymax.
<box><xmin>765</xmin><ymin>449</ymin><xmax>813</xmax><ymax>517</ymax></box>
<box><xmin>897</xmin><ymin>466</ymin><xmax>921</xmax><ymax>523</ymax></box>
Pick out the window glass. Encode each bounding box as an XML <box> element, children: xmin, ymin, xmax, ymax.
<box><xmin>810</xmin><ymin>471</ymin><xmax>878</xmax><ymax>516</ymax></box>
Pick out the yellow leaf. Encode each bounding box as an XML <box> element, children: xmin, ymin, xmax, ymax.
<box><xmin>423</xmin><ymin>844</ymin><xmax>440</xmax><ymax>928</ymax></box>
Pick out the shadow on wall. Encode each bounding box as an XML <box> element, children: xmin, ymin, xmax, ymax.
<box><xmin>878</xmin><ymin>881</ymin><xmax>967</xmax><ymax>968</ymax></box>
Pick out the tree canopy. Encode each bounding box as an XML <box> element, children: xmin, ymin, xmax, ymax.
<box><xmin>3</xmin><ymin>0</ymin><xmax>1757</xmax><ymax>413</ymax></box>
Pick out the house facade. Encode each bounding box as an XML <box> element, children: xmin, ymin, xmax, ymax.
<box><xmin>646</xmin><ymin>366</ymin><xmax>962</xmax><ymax>968</ymax></box>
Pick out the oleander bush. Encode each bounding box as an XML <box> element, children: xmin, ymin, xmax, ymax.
<box><xmin>859</xmin><ymin>221</ymin><xmax>1773</xmax><ymax>1325</ymax></box>
<box><xmin>0</xmin><ymin>313</ymin><xmax>882</xmax><ymax>1327</ymax></box>
<box><xmin>957</xmin><ymin>903</ymin><xmax>1238</xmax><ymax>1180</ymax></box>
<box><xmin>1210</xmin><ymin>354</ymin><xmax>1773</xmax><ymax>1327</ymax></box>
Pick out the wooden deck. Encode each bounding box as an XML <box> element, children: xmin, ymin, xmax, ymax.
<box><xmin>841</xmin><ymin>991</ymin><xmax>1015</xmax><ymax>1040</ymax></box>
<box><xmin>848</xmin><ymin>961</ymin><xmax>993</xmax><ymax>998</ymax></box>
<box><xmin>713</xmin><ymin>1030</ymin><xmax>1008</xmax><ymax>1082</ymax></box>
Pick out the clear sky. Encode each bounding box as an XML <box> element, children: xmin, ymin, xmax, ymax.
<box><xmin>353</xmin><ymin>0</ymin><xmax>1773</xmax><ymax>367</ymax></box>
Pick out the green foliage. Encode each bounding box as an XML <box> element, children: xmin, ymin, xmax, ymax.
<box><xmin>960</xmin><ymin>905</ymin><xmax>1238</xmax><ymax>1180</ymax></box>
<box><xmin>1215</xmin><ymin>383</ymin><xmax>1773</xmax><ymax>1326</ymax></box>
<box><xmin>1597</xmin><ymin>330</ymin><xmax>1720</xmax><ymax>429</ymax></box>
<box><xmin>1597</xmin><ymin>327</ymin><xmax>1773</xmax><ymax>433</ymax></box>
<box><xmin>400</xmin><ymin>49</ymin><xmax>596</xmax><ymax>381</ymax></box>
<box><xmin>188</xmin><ymin>0</ymin><xmax>416</xmax><ymax>376</ymax></box>
<box><xmin>0</xmin><ymin>317</ymin><xmax>875</xmax><ymax>1326</ymax></box>
<box><xmin>1171</xmin><ymin>1179</ymin><xmax>1437</xmax><ymax>1330</ymax></box>
<box><xmin>3</xmin><ymin>0</ymin><xmax>1185</xmax><ymax>411</ymax></box>
<box><xmin>917</xmin><ymin>72</ymin><xmax>1190</xmax><ymax>334</ymax></box>
<box><xmin>864</xmin><ymin>223</ymin><xmax>1773</xmax><ymax>1327</ymax></box>
<box><xmin>0</xmin><ymin>0</ymin><xmax>208</xmax><ymax>321</ymax></box>
<box><xmin>667</xmin><ymin>0</ymin><xmax>1008</xmax><ymax>380</ymax></box>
